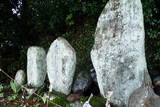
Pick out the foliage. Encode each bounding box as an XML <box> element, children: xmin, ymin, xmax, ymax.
<box><xmin>0</xmin><ymin>93</ymin><xmax>4</xmax><ymax>98</ymax></box>
<box><xmin>90</xmin><ymin>96</ymin><xmax>106</xmax><ymax>107</ymax></box>
<box><xmin>10</xmin><ymin>80</ymin><xmax>21</xmax><ymax>93</ymax></box>
<box><xmin>66</xmin><ymin>14</ymin><xmax>74</xmax><ymax>26</ymax></box>
<box><xmin>0</xmin><ymin>0</ymin><xmax>160</xmax><ymax>81</ymax></box>
<box><xmin>7</xmin><ymin>94</ymin><xmax>17</xmax><ymax>101</ymax></box>
<box><xmin>26</xmin><ymin>0</ymin><xmax>108</xmax><ymax>34</ymax></box>
<box><xmin>66</xmin><ymin>104</ymin><xmax>74</xmax><ymax>107</ymax></box>
<box><xmin>0</xmin><ymin>84</ymin><xmax>3</xmax><ymax>92</ymax></box>
<box><xmin>0</xmin><ymin>84</ymin><xmax>4</xmax><ymax>98</ymax></box>
<box><xmin>80</xmin><ymin>97</ymin><xmax>88</xmax><ymax>102</ymax></box>
<box><xmin>80</xmin><ymin>96</ymin><xmax>106</xmax><ymax>107</ymax></box>
<box><xmin>62</xmin><ymin>27</ymin><xmax>94</xmax><ymax>72</ymax></box>
<box><xmin>52</xmin><ymin>97</ymin><xmax>68</xmax><ymax>106</ymax></box>
<box><xmin>142</xmin><ymin>0</ymin><xmax>160</xmax><ymax>76</ymax></box>
<box><xmin>0</xmin><ymin>0</ymin><xmax>108</xmax><ymax>78</ymax></box>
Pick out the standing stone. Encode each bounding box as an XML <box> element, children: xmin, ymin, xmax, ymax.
<box><xmin>15</xmin><ymin>70</ymin><xmax>26</xmax><ymax>86</ymax></box>
<box><xmin>47</xmin><ymin>37</ymin><xmax>76</xmax><ymax>95</ymax></box>
<box><xmin>27</xmin><ymin>46</ymin><xmax>46</xmax><ymax>88</ymax></box>
<box><xmin>91</xmin><ymin>0</ymin><xmax>152</xmax><ymax>106</ymax></box>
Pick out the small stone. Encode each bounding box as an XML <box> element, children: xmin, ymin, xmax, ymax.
<box><xmin>72</xmin><ymin>72</ymin><xmax>92</xmax><ymax>93</ymax></box>
<box><xmin>15</xmin><ymin>70</ymin><xmax>26</xmax><ymax>86</ymax></box>
<box><xmin>67</xmin><ymin>93</ymin><xmax>82</xmax><ymax>102</ymax></box>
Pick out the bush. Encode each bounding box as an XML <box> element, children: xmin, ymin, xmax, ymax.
<box><xmin>142</xmin><ymin>0</ymin><xmax>160</xmax><ymax>76</ymax></box>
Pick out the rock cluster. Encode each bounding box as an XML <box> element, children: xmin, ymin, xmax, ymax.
<box><xmin>26</xmin><ymin>37</ymin><xmax>76</xmax><ymax>95</ymax></box>
<box><xmin>19</xmin><ymin>0</ymin><xmax>160</xmax><ymax>106</ymax></box>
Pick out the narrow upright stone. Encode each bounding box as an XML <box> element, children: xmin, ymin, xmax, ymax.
<box><xmin>91</xmin><ymin>0</ymin><xmax>152</xmax><ymax>106</ymax></box>
<box><xmin>27</xmin><ymin>46</ymin><xmax>46</xmax><ymax>88</ymax></box>
<box><xmin>47</xmin><ymin>37</ymin><xmax>76</xmax><ymax>95</ymax></box>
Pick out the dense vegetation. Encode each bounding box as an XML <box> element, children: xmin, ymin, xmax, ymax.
<box><xmin>0</xmin><ymin>0</ymin><xmax>160</xmax><ymax>81</ymax></box>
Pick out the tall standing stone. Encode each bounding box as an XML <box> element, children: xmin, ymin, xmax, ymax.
<box><xmin>91</xmin><ymin>0</ymin><xmax>152</xmax><ymax>106</ymax></box>
<box><xmin>47</xmin><ymin>37</ymin><xmax>76</xmax><ymax>95</ymax></box>
<box><xmin>27</xmin><ymin>46</ymin><xmax>46</xmax><ymax>88</ymax></box>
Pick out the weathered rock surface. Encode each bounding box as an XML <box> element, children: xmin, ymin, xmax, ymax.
<box><xmin>47</xmin><ymin>37</ymin><xmax>76</xmax><ymax>95</ymax></box>
<box><xmin>27</xmin><ymin>46</ymin><xmax>46</xmax><ymax>88</ymax></box>
<box><xmin>72</xmin><ymin>72</ymin><xmax>92</xmax><ymax>93</ymax></box>
<box><xmin>91</xmin><ymin>0</ymin><xmax>152</xmax><ymax>106</ymax></box>
<box><xmin>90</xmin><ymin>70</ymin><xmax>97</xmax><ymax>83</ymax></box>
<box><xmin>128</xmin><ymin>86</ymin><xmax>160</xmax><ymax>107</ymax></box>
<box><xmin>15</xmin><ymin>70</ymin><xmax>26</xmax><ymax>86</ymax></box>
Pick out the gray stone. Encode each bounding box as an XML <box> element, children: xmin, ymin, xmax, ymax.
<box><xmin>153</xmin><ymin>76</ymin><xmax>160</xmax><ymax>86</ymax></box>
<box><xmin>91</xmin><ymin>0</ymin><xmax>152</xmax><ymax>106</ymax></box>
<box><xmin>27</xmin><ymin>46</ymin><xmax>46</xmax><ymax>88</ymax></box>
<box><xmin>72</xmin><ymin>72</ymin><xmax>92</xmax><ymax>93</ymax></box>
<box><xmin>47</xmin><ymin>37</ymin><xmax>76</xmax><ymax>95</ymax></box>
<box><xmin>15</xmin><ymin>70</ymin><xmax>26</xmax><ymax>86</ymax></box>
<box><xmin>90</xmin><ymin>70</ymin><xmax>97</xmax><ymax>83</ymax></box>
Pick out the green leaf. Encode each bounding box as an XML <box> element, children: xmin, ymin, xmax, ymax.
<box><xmin>0</xmin><ymin>84</ymin><xmax>3</xmax><ymax>92</ymax></box>
<box><xmin>34</xmin><ymin>104</ymin><xmax>40</xmax><ymax>107</ymax></box>
<box><xmin>0</xmin><ymin>93</ymin><xmax>4</xmax><ymax>97</ymax></box>
<box><xmin>66</xmin><ymin>104</ymin><xmax>74</xmax><ymax>107</ymax></box>
<box><xmin>10</xmin><ymin>80</ymin><xmax>21</xmax><ymax>93</ymax></box>
<box><xmin>8</xmin><ymin>94</ymin><xmax>17</xmax><ymax>101</ymax></box>
<box><xmin>66</xmin><ymin>14</ymin><xmax>73</xmax><ymax>21</ymax></box>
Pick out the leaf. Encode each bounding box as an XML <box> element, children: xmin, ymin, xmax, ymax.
<box><xmin>42</xmin><ymin>96</ymin><xmax>47</xmax><ymax>104</ymax></box>
<box><xmin>34</xmin><ymin>104</ymin><xmax>40</xmax><ymax>107</ymax></box>
<box><xmin>0</xmin><ymin>93</ymin><xmax>4</xmax><ymax>97</ymax></box>
<box><xmin>66</xmin><ymin>14</ymin><xmax>73</xmax><ymax>21</ymax></box>
<box><xmin>10</xmin><ymin>80</ymin><xmax>21</xmax><ymax>93</ymax></box>
<box><xmin>66</xmin><ymin>104</ymin><xmax>74</xmax><ymax>107</ymax></box>
<box><xmin>0</xmin><ymin>84</ymin><xmax>3</xmax><ymax>92</ymax></box>
<box><xmin>8</xmin><ymin>94</ymin><xmax>17</xmax><ymax>101</ymax></box>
